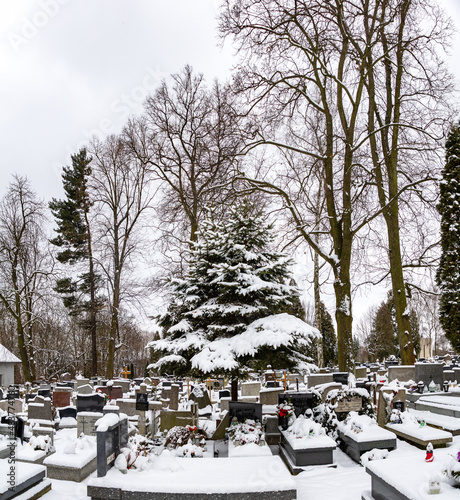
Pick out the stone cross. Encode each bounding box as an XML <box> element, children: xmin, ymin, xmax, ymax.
<box><xmin>138</xmin><ymin>383</ymin><xmax>147</xmax><ymax>436</ymax></box>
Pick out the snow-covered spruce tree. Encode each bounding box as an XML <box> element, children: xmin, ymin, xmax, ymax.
<box><xmin>147</xmin><ymin>203</ymin><xmax>320</xmax><ymax>389</ymax></box>
<box><xmin>437</xmin><ymin>123</ymin><xmax>460</xmax><ymax>353</ymax></box>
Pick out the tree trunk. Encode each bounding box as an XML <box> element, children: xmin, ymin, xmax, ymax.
<box><xmin>384</xmin><ymin>203</ymin><xmax>415</xmax><ymax>365</ymax></box>
<box><xmin>106</xmin><ymin>272</ymin><xmax>120</xmax><ymax>379</ymax></box>
<box><xmin>313</xmin><ymin>250</ymin><xmax>324</xmax><ymax>368</ymax></box>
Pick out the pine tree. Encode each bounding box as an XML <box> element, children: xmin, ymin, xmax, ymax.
<box><xmin>319</xmin><ymin>302</ymin><xmax>337</xmax><ymax>366</ymax></box>
<box><xmin>49</xmin><ymin>149</ymin><xmax>102</xmax><ymax>376</ymax></box>
<box><xmin>437</xmin><ymin>123</ymin><xmax>460</xmax><ymax>353</ymax></box>
<box><xmin>367</xmin><ymin>301</ymin><xmax>397</xmax><ymax>361</ymax></box>
<box><xmin>148</xmin><ymin>203</ymin><xmax>320</xmax><ymax>385</ymax></box>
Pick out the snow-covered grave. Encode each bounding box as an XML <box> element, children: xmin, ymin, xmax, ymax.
<box><xmin>362</xmin><ymin>448</ymin><xmax>460</xmax><ymax>500</ymax></box>
<box><xmin>0</xmin><ymin>460</ymin><xmax>51</xmax><ymax>499</ymax></box>
<box><xmin>412</xmin><ymin>395</ymin><xmax>460</xmax><ymax>418</ymax></box>
<box><xmin>43</xmin><ymin>431</ymin><xmax>97</xmax><ymax>482</ymax></box>
<box><xmin>409</xmin><ymin>408</ymin><xmax>460</xmax><ymax>436</ymax></box>
<box><xmin>279</xmin><ymin>415</ymin><xmax>337</xmax><ymax>474</ymax></box>
<box><xmin>385</xmin><ymin>414</ymin><xmax>453</xmax><ymax>449</ymax></box>
<box><xmin>338</xmin><ymin>412</ymin><xmax>397</xmax><ymax>463</ymax></box>
<box><xmin>87</xmin><ymin>455</ymin><xmax>296</xmax><ymax>500</ymax></box>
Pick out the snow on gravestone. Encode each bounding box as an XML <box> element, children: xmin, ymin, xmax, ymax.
<box><xmin>189</xmin><ymin>385</ymin><xmax>211</xmax><ymax>409</ymax></box>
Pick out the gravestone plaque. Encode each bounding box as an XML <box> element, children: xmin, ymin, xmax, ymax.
<box><xmin>76</xmin><ymin>393</ymin><xmax>105</xmax><ymax>413</ymax></box>
<box><xmin>219</xmin><ymin>390</ymin><xmax>231</xmax><ymax>399</ymax></box>
<box><xmin>332</xmin><ymin>372</ymin><xmax>349</xmax><ymax>385</ymax></box>
<box><xmin>228</xmin><ymin>401</ymin><xmax>263</xmax><ymax>423</ymax></box>
<box><xmin>8</xmin><ymin>386</ymin><xmax>20</xmax><ymax>399</ymax></box>
<box><xmin>161</xmin><ymin>381</ymin><xmax>172</xmax><ymax>388</ymax></box>
<box><xmin>392</xmin><ymin>401</ymin><xmax>405</xmax><ymax>412</ymax></box>
<box><xmin>136</xmin><ymin>392</ymin><xmax>149</xmax><ymax>411</ymax></box>
<box><xmin>266</xmin><ymin>381</ymin><xmax>280</xmax><ymax>388</ymax></box>
<box><xmin>335</xmin><ymin>396</ymin><xmax>362</xmax><ymax>413</ymax></box>
<box><xmin>278</xmin><ymin>392</ymin><xmax>314</xmax><ymax>417</ymax></box>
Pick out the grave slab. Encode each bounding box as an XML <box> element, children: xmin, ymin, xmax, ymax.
<box><xmin>88</xmin><ymin>456</ymin><xmax>297</xmax><ymax>500</ymax></box>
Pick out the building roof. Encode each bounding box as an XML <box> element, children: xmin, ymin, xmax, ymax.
<box><xmin>0</xmin><ymin>344</ymin><xmax>21</xmax><ymax>363</ymax></box>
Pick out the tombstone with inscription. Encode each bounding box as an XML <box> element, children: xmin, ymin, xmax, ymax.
<box><xmin>228</xmin><ymin>401</ymin><xmax>263</xmax><ymax>423</ymax></box>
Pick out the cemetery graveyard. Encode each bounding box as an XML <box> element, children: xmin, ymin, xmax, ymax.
<box><xmin>0</xmin><ymin>362</ymin><xmax>459</xmax><ymax>499</ymax></box>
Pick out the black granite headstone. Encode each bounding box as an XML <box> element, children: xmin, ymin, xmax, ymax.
<box><xmin>58</xmin><ymin>406</ymin><xmax>77</xmax><ymax>419</ymax></box>
<box><xmin>37</xmin><ymin>388</ymin><xmax>51</xmax><ymax>398</ymax></box>
<box><xmin>266</xmin><ymin>381</ymin><xmax>280</xmax><ymax>388</ymax></box>
<box><xmin>8</xmin><ymin>386</ymin><xmax>20</xmax><ymax>399</ymax></box>
<box><xmin>56</xmin><ymin>381</ymin><xmax>74</xmax><ymax>388</ymax></box>
<box><xmin>76</xmin><ymin>393</ymin><xmax>105</xmax><ymax>413</ymax></box>
<box><xmin>278</xmin><ymin>393</ymin><xmax>313</xmax><ymax>417</ymax></box>
<box><xmin>25</xmin><ymin>394</ymin><xmax>36</xmax><ymax>404</ymax></box>
<box><xmin>332</xmin><ymin>372</ymin><xmax>349</xmax><ymax>385</ymax></box>
<box><xmin>1</xmin><ymin>415</ymin><xmax>25</xmax><ymax>443</ymax></box>
<box><xmin>219</xmin><ymin>390</ymin><xmax>231</xmax><ymax>399</ymax></box>
<box><xmin>134</xmin><ymin>378</ymin><xmax>144</xmax><ymax>385</ymax></box>
<box><xmin>161</xmin><ymin>381</ymin><xmax>172</xmax><ymax>387</ymax></box>
<box><xmin>96</xmin><ymin>416</ymin><xmax>128</xmax><ymax>477</ymax></box>
<box><xmin>228</xmin><ymin>401</ymin><xmax>263</xmax><ymax>423</ymax></box>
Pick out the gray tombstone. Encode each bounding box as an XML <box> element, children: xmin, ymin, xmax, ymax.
<box><xmin>169</xmin><ymin>384</ymin><xmax>179</xmax><ymax>410</ymax></box>
<box><xmin>241</xmin><ymin>381</ymin><xmax>261</xmax><ymax>397</ymax></box>
<box><xmin>307</xmin><ymin>373</ymin><xmax>334</xmax><ymax>387</ymax></box>
<box><xmin>388</xmin><ymin>365</ymin><xmax>415</xmax><ymax>383</ymax></box>
<box><xmin>28</xmin><ymin>395</ymin><xmax>52</xmax><ymax>422</ymax></box>
<box><xmin>189</xmin><ymin>385</ymin><xmax>211</xmax><ymax>409</ymax></box>
<box><xmin>77</xmin><ymin>384</ymin><xmax>93</xmax><ymax>395</ymax></box>
<box><xmin>415</xmin><ymin>363</ymin><xmax>444</xmax><ymax>387</ymax></box>
<box><xmin>259</xmin><ymin>387</ymin><xmax>284</xmax><ymax>405</ymax></box>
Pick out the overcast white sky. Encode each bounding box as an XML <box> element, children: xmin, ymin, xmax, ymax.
<box><xmin>0</xmin><ymin>0</ymin><xmax>234</xmax><ymax>201</ymax></box>
<box><xmin>0</xmin><ymin>0</ymin><xmax>459</xmax><ymax>202</ymax></box>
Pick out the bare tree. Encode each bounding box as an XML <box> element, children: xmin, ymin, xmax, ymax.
<box><xmin>220</xmin><ymin>0</ymin><xmax>454</xmax><ymax>370</ymax></box>
<box><xmin>124</xmin><ymin>66</ymin><xmax>243</xmax><ymax>258</ymax></box>
<box><xmin>89</xmin><ymin>135</ymin><xmax>154</xmax><ymax>379</ymax></box>
<box><xmin>0</xmin><ymin>176</ymin><xmax>52</xmax><ymax>382</ymax></box>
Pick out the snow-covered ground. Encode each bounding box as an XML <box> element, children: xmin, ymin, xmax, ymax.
<box><xmin>35</xmin><ymin>435</ymin><xmax>460</xmax><ymax>500</ymax></box>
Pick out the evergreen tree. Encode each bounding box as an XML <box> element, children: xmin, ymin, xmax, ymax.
<box><xmin>49</xmin><ymin>149</ymin><xmax>102</xmax><ymax>376</ymax></box>
<box><xmin>367</xmin><ymin>301</ymin><xmax>397</xmax><ymax>361</ymax></box>
<box><xmin>148</xmin><ymin>203</ymin><xmax>320</xmax><ymax>387</ymax></box>
<box><xmin>319</xmin><ymin>302</ymin><xmax>337</xmax><ymax>366</ymax></box>
<box><xmin>437</xmin><ymin>123</ymin><xmax>460</xmax><ymax>352</ymax></box>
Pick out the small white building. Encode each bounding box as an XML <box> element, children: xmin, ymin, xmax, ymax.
<box><xmin>0</xmin><ymin>344</ymin><xmax>20</xmax><ymax>387</ymax></box>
